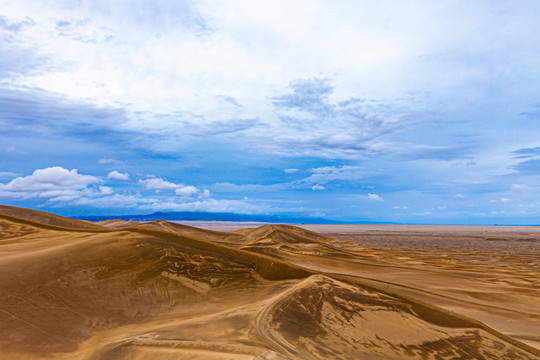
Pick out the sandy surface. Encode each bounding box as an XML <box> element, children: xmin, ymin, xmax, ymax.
<box><xmin>0</xmin><ymin>206</ymin><xmax>539</xmax><ymax>359</ymax></box>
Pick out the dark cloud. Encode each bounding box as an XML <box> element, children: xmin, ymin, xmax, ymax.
<box><xmin>519</xmin><ymin>110</ymin><xmax>540</xmax><ymax>118</ymax></box>
<box><xmin>0</xmin><ymin>87</ymin><xmax>122</xmax><ymax>123</ymax></box>
<box><xmin>51</xmin><ymin>17</ymin><xmax>111</xmax><ymax>44</ymax></box>
<box><xmin>0</xmin><ymin>85</ymin><xmax>262</xmax><ymax>186</ymax></box>
<box><xmin>338</xmin><ymin>97</ymin><xmax>366</xmax><ymax>107</ymax></box>
<box><xmin>184</xmin><ymin>11</ymin><xmax>214</xmax><ymax>37</ymax></box>
<box><xmin>56</xmin><ymin>20</ymin><xmax>72</xmax><ymax>27</ymax></box>
<box><xmin>0</xmin><ymin>15</ymin><xmax>34</xmax><ymax>32</ymax></box>
<box><xmin>0</xmin><ymin>87</ymin><xmax>128</xmax><ymax>139</ymax></box>
<box><xmin>0</xmin><ymin>44</ymin><xmax>45</xmax><ymax>79</ymax></box>
<box><xmin>398</xmin><ymin>145</ymin><xmax>470</xmax><ymax>161</ymax></box>
<box><xmin>107</xmin><ymin>1</ymin><xmax>215</xmax><ymax>38</ymax></box>
<box><xmin>204</xmin><ymin>118</ymin><xmax>260</xmax><ymax>135</ymax></box>
<box><xmin>165</xmin><ymin>117</ymin><xmax>260</xmax><ymax>137</ymax></box>
<box><xmin>268</xmin><ymin>78</ymin><xmax>446</xmax><ymax>160</ymax></box>
<box><xmin>0</xmin><ymin>17</ymin><xmax>44</xmax><ymax>80</ymax></box>
<box><xmin>276</xmin><ymin>135</ymin><xmax>368</xmax><ymax>154</ymax></box>
<box><xmin>513</xmin><ymin>158</ymin><xmax>540</xmax><ymax>174</ymax></box>
<box><xmin>272</xmin><ymin>77</ymin><xmax>334</xmax><ymax>115</ymax></box>
<box><xmin>0</xmin><ymin>86</ymin><xmax>143</xmax><ymax>172</ymax></box>
<box><xmin>222</xmin><ymin>96</ymin><xmax>242</xmax><ymax>107</ymax></box>
<box><xmin>512</xmin><ymin>146</ymin><xmax>540</xmax><ymax>159</ymax></box>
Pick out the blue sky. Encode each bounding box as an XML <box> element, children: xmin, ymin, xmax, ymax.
<box><xmin>1</xmin><ymin>1</ymin><xmax>540</xmax><ymax>224</ymax></box>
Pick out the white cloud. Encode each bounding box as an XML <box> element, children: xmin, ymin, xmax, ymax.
<box><xmin>0</xmin><ymin>168</ymin><xmax>276</xmax><ymax>216</ymax></box>
<box><xmin>139</xmin><ymin>177</ymin><xmax>182</xmax><ymax>190</ymax></box>
<box><xmin>284</xmin><ymin>168</ymin><xmax>299</xmax><ymax>174</ymax></box>
<box><xmin>312</xmin><ymin>184</ymin><xmax>325</xmax><ymax>191</ymax></box>
<box><xmin>200</xmin><ymin>189</ymin><xmax>211</xmax><ymax>198</ymax></box>
<box><xmin>175</xmin><ymin>185</ymin><xmax>198</xmax><ymax>197</ymax></box>
<box><xmin>3</xmin><ymin>0</ymin><xmax>517</xmax><ymax>161</ymax></box>
<box><xmin>501</xmin><ymin>197</ymin><xmax>511</xmax><ymax>203</ymax></box>
<box><xmin>98</xmin><ymin>158</ymin><xmax>121</xmax><ymax>164</ymax></box>
<box><xmin>107</xmin><ymin>170</ymin><xmax>130</xmax><ymax>180</ymax></box>
<box><xmin>39</xmin><ymin>189</ymin><xmax>80</xmax><ymax>202</ymax></box>
<box><xmin>0</xmin><ymin>171</ymin><xmax>19</xmax><ymax>178</ymax></box>
<box><xmin>99</xmin><ymin>186</ymin><xmax>113</xmax><ymax>195</ymax></box>
<box><xmin>210</xmin><ymin>182</ymin><xmax>285</xmax><ymax>193</ymax></box>
<box><xmin>0</xmin><ymin>166</ymin><xmax>100</xmax><ymax>199</ymax></box>
<box><xmin>303</xmin><ymin>166</ymin><xmax>366</xmax><ymax>185</ymax></box>
<box><xmin>138</xmin><ymin>198</ymin><xmax>264</xmax><ymax>214</ymax></box>
<box><xmin>456</xmin><ymin>194</ymin><xmax>465</xmax><ymax>198</ymax></box>
<box><xmin>68</xmin><ymin>192</ymin><xmax>268</xmax><ymax>214</ymax></box>
<box><xmin>72</xmin><ymin>193</ymin><xmax>157</xmax><ymax>208</ymax></box>
<box><xmin>367</xmin><ymin>193</ymin><xmax>383</xmax><ymax>201</ymax></box>
<box><xmin>412</xmin><ymin>211</ymin><xmax>432</xmax><ymax>216</ymax></box>
<box><xmin>139</xmin><ymin>177</ymin><xmax>199</xmax><ymax>197</ymax></box>
<box><xmin>512</xmin><ymin>184</ymin><xmax>527</xmax><ymax>190</ymax></box>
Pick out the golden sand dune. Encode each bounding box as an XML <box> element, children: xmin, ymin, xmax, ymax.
<box><xmin>135</xmin><ymin>220</ymin><xmax>247</xmax><ymax>244</ymax></box>
<box><xmin>97</xmin><ymin>219</ymin><xmax>140</xmax><ymax>229</ymax></box>
<box><xmin>0</xmin><ymin>205</ymin><xmax>106</xmax><ymax>230</ymax></box>
<box><xmin>0</xmin><ymin>206</ymin><xmax>539</xmax><ymax>359</ymax></box>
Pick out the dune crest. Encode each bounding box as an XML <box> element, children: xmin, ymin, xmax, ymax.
<box><xmin>0</xmin><ymin>205</ymin><xmax>106</xmax><ymax>230</ymax></box>
<box><xmin>0</xmin><ymin>207</ymin><xmax>538</xmax><ymax>359</ymax></box>
<box><xmin>97</xmin><ymin>219</ymin><xmax>140</xmax><ymax>229</ymax></box>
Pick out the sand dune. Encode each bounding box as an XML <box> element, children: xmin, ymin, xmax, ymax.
<box><xmin>135</xmin><ymin>220</ymin><xmax>247</xmax><ymax>244</ymax></box>
<box><xmin>0</xmin><ymin>206</ymin><xmax>539</xmax><ymax>359</ymax></box>
<box><xmin>97</xmin><ymin>219</ymin><xmax>140</xmax><ymax>229</ymax></box>
<box><xmin>0</xmin><ymin>205</ymin><xmax>106</xmax><ymax>230</ymax></box>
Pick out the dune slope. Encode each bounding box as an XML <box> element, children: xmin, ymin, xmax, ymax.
<box><xmin>0</xmin><ymin>205</ymin><xmax>106</xmax><ymax>230</ymax></box>
<box><xmin>0</xmin><ymin>208</ymin><xmax>538</xmax><ymax>359</ymax></box>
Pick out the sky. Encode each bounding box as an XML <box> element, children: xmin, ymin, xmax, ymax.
<box><xmin>1</xmin><ymin>0</ymin><xmax>540</xmax><ymax>224</ymax></box>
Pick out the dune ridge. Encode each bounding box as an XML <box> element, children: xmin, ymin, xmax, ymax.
<box><xmin>0</xmin><ymin>205</ymin><xmax>539</xmax><ymax>359</ymax></box>
<box><xmin>0</xmin><ymin>205</ymin><xmax>106</xmax><ymax>230</ymax></box>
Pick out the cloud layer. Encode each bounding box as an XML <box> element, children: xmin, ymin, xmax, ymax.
<box><xmin>1</xmin><ymin>1</ymin><xmax>540</xmax><ymax>223</ymax></box>
<box><xmin>0</xmin><ymin>167</ymin><xmax>100</xmax><ymax>200</ymax></box>
<box><xmin>0</xmin><ymin>166</ymin><xmax>264</xmax><ymax>214</ymax></box>
<box><xmin>107</xmin><ymin>171</ymin><xmax>129</xmax><ymax>180</ymax></box>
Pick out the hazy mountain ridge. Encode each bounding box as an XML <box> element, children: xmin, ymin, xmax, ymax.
<box><xmin>74</xmin><ymin>211</ymin><xmax>397</xmax><ymax>224</ymax></box>
<box><xmin>75</xmin><ymin>211</ymin><xmax>341</xmax><ymax>224</ymax></box>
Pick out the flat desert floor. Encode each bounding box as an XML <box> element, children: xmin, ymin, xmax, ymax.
<box><xmin>1</xmin><ymin>206</ymin><xmax>539</xmax><ymax>359</ymax></box>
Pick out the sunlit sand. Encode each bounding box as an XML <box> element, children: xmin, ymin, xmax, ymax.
<box><xmin>1</xmin><ymin>205</ymin><xmax>538</xmax><ymax>359</ymax></box>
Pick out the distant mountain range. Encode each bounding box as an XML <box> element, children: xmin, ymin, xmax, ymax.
<box><xmin>75</xmin><ymin>211</ymin><xmax>364</xmax><ymax>224</ymax></box>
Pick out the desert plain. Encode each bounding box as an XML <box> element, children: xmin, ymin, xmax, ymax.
<box><xmin>0</xmin><ymin>204</ymin><xmax>539</xmax><ymax>359</ymax></box>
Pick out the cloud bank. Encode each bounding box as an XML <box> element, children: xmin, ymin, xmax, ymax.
<box><xmin>1</xmin><ymin>1</ymin><xmax>540</xmax><ymax>223</ymax></box>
